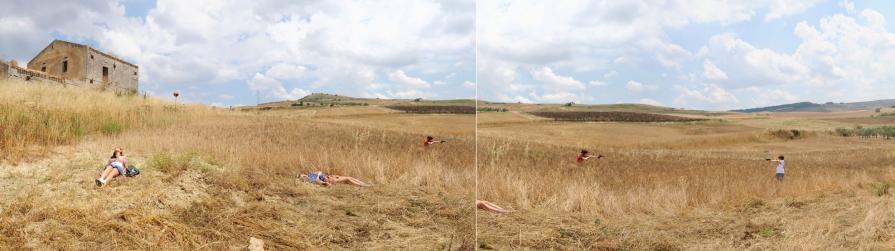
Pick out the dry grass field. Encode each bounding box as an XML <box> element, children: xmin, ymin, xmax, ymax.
<box><xmin>477</xmin><ymin>107</ymin><xmax>895</xmax><ymax>250</ymax></box>
<box><xmin>0</xmin><ymin>81</ymin><xmax>474</xmax><ymax>250</ymax></box>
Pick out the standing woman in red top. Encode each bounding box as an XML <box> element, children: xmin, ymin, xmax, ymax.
<box><xmin>576</xmin><ymin>149</ymin><xmax>603</xmax><ymax>164</ymax></box>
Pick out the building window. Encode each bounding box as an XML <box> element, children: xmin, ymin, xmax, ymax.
<box><xmin>62</xmin><ymin>61</ymin><xmax>68</xmax><ymax>73</ymax></box>
<box><xmin>102</xmin><ymin>67</ymin><xmax>109</xmax><ymax>82</ymax></box>
<box><xmin>90</xmin><ymin>54</ymin><xmax>94</xmax><ymax>60</ymax></box>
<box><xmin>41</xmin><ymin>66</ymin><xmax>46</xmax><ymax>72</ymax></box>
<box><xmin>134</xmin><ymin>71</ymin><xmax>137</xmax><ymax>76</ymax></box>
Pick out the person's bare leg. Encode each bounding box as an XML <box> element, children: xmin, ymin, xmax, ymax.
<box><xmin>477</xmin><ymin>200</ymin><xmax>511</xmax><ymax>213</ymax></box>
<box><xmin>99</xmin><ymin>166</ymin><xmax>113</xmax><ymax>180</ymax></box>
<box><xmin>344</xmin><ymin>177</ymin><xmax>372</xmax><ymax>187</ymax></box>
<box><xmin>102</xmin><ymin>169</ymin><xmax>120</xmax><ymax>186</ymax></box>
<box><xmin>328</xmin><ymin>175</ymin><xmax>371</xmax><ymax>187</ymax></box>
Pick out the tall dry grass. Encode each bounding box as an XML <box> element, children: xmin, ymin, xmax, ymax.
<box><xmin>477</xmin><ymin>134</ymin><xmax>895</xmax><ymax>216</ymax></box>
<box><xmin>0</xmin><ymin>88</ymin><xmax>475</xmax><ymax>250</ymax></box>
<box><xmin>0</xmin><ymin>80</ymin><xmax>207</xmax><ymax>161</ymax></box>
<box><xmin>477</xmin><ymin>126</ymin><xmax>895</xmax><ymax>249</ymax></box>
<box><xmin>0</xmin><ymin>82</ymin><xmax>475</xmax><ymax>249</ymax></box>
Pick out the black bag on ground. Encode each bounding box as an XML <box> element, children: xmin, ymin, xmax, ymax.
<box><xmin>126</xmin><ymin>165</ymin><xmax>141</xmax><ymax>177</ymax></box>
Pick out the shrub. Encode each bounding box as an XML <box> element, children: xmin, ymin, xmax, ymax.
<box><xmin>100</xmin><ymin>121</ymin><xmax>124</xmax><ymax>135</ymax></box>
<box><xmin>530</xmin><ymin>111</ymin><xmax>706</xmax><ymax>122</ymax></box>
<box><xmin>872</xmin><ymin>182</ymin><xmax>891</xmax><ymax>197</ymax></box>
<box><xmin>835</xmin><ymin>126</ymin><xmax>895</xmax><ymax>138</ymax></box>
<box><xmin>477</xmin><ymin>107</ymin><xmax>508</xmax><ymax>112</ymax></box>
<box><xmin>386</xmin><ymin>105</ymin><xmax>475</xmax><ymax>114</ymax></box>
<box><xmin>769</xmin><ymin>129</ymin><xmax>805</xmax><ymax>140</ymax></box>
<box><xmin>759</xmin><ymin>227</ymin><xmax>778</xmax><ymax>238</ymax></box>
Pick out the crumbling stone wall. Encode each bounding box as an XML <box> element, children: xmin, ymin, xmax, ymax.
<box><xmin>18</xmin><ymin>40</ymin><xmax>138</xmax><ymax>95</ymax></box>
<box><xmin>86</xmin><ymin>48</ymin><xmax>138</xmax><ymax>95</ymax></box>
<box><xmin>0</xmin><ymin>61</ymin><xmax>8</xmax><ymax>80</ymax></box>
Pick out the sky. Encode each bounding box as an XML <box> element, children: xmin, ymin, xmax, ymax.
<box><xmin>0</xmin><ymin>0</ymin><xmax>475</xmax><ymax>107</ymax></box>
<box><xmin>478</xmin><ymin>0</ymin><xmax>895</xmax><ymax>110</ymax></box>
<box><xmin>2</xmin><ymin>1</ymin><xmax>894</xmax><ymax>111</ymax></box>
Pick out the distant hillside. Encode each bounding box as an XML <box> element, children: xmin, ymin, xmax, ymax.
<box><xmin>250</xmin><ymin>93</ymin><xmax>475</xmax><ymax>109</ymax></box>
<box><xmin>733</xmin><ymin>99</ymin><xmax>895</xmax><ymax>113</ymax></box>
<box><xmin>477</xmin><ymin>101</ymin><xmax>724</xmax><ymax>116</ymax></box>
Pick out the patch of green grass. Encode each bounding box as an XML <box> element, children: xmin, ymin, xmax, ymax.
<box><xmin>147</xmin><ymin>152</ymin><xmax>176</xmax><ymax>173</ymax></box>
<box><xmin>872</xmin><ymin>181</ymin><xmax>891</xmax><ymax>197</ymax></box>
<box><xmin>100</xmin><ymin>121</ymin><xmax>124</xmax><ymax>135</ymax></box>
<box><xmin>759</xmin><ymin>227</ymin><xmax>778</xmax><ymax>238</ymax></box>
<box><xmin>344</xmin><ymin>209</ymin><xmax>357</xmax><ymax>217</ymax></box>
<box><xmin>478</xmin><ymin>242</ymin><xmax>493</xmax><ymax>250</ymax></box>
<box><xmin>836</xmin><ymin>126</ymin><xmax>895</xmax><ymax>138</ymax></box>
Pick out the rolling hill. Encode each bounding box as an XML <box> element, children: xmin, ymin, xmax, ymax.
<box><xmin>733</xmin><ymin>99</ymin><xmax>895</xmax><ymax>113</ymax></box>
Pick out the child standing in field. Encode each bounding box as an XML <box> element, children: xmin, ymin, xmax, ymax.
<box><xmin>576</xmin><ymin>149</ymin><xmax>603</xmax><ymax>164</ymax></box>
<box><xmin>767</xmin><ymin>155</ymin><xmax>785</xmax><ymax>181</ymax></box>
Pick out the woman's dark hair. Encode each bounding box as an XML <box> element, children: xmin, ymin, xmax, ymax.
<box><xmin>778</xmin><ymin>155</ymin><xmax>784</xmax><ymax>160</ymax></box>
<box><xmin>581</xmin><ymin>149</ymin><xmax>589</xmax><ymax>155</ymax></box>
<box><xmin>427</xmin><ymin>136</ymin><xmax>434</xmax><ymax>140</ymax></box>
<box><xmin>111</xmin><ymin>149</ymin><xmax>123</xmax><ymax>159</ymax></box>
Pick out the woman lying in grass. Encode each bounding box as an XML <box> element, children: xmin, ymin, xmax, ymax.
<box><xmin>96</xmin><ymin>147</ymin><xmax>127</xmax><ymax>187</ymax></box>
<box><xmin>300</xmin><ymin>171</ymin><xmax>372</xmax><ymax>187</ymax></box>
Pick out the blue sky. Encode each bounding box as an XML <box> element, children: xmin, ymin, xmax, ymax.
<box><xmin>3</xmin><ymin>1</ymin><xmax>894</xmax><ymax>111</ymax></box>
<box><xmin>0</xmin><ymin>0</ymin><xmax>474</xmax><ymax>107</ymax></box>
<box><xmin>478</xmin><ymin>0</ymin><xmax>895</xmax><ymax>110</ymax></box>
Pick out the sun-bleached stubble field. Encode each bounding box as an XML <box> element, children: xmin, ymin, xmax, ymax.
<box><xmin>477</xmin><ymin>109</ymin><xmax>895</xmax><ymax>250</ymax></box>
<box><xmin>0</xmin><ymin>81</ymin><xmax>475</xmax><ymax>250</ymax></box>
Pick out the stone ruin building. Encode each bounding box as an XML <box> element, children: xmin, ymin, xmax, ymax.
<box><xmin>0</xmin><ymin>40</ymin><xmax>138</xmax><ymax>94</ymax></box>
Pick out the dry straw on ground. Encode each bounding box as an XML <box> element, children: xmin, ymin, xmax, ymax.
<box><xmin>0</xmin><ymin>81</ymin><xmax>475</xmax><ymax>250</ymax></box>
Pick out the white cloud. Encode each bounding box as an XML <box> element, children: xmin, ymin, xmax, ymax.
<box><xmin>387</xmin><ymin>70</ymin><xmax>431</xmax><ymax>89</ymax></box>
<box><xmin>0</xmin><ymin>0</ymin><xmax>474</xmax><ymax>104</ymax></box>
<box><xmin>703</xmin><ymin>33</ymin><xmax>809</xmax><ymax>87</ymax></box>
<box><xmin>265</xmin><ymin>64</ymin><xmax>307</xmax><ymax>80</ymax></box>
<box><xmin>839</xmin><ymin>0</ymin><xmax>855</xmax><ymax>14</ymax></box>
<box><xmin>700</xmin><ymin>10</ymin><xmax>895</xmax><ymax>102</ymax></box>
<box><xmin>745</xmin><ymin>87</ymin><xmax>799</xmax><ymax>107</ymax></box>
<box><xmin>625</xmin><ymin>80</ymin><xmax>657</xmax><ymax>92</ymax></box>
<box><xmin>702</xmin><ymin>59</ymin><xmax>728</xmax><ymax>80</ymax></box>
<box><xmin>247</xmin><ymin>73</ymin><xmax>311</xmax><ymax>100</ymax></box>
<box><xmin>765</xmin><ymin>0</ymin><xmax>823</xmax><ymax>21</ymax></box>
<box><xmin>673</xmin><ymin>83</ymin><xmax>739</xmax><ymax>110</ymax></box>
<box><xmin>476</xmin><ymin>0</ymin><xmax>816</xmax><ymax>103</ymax></box>
<box><xmin>530</xmin><ymin>67</ymin><xmax>585</xmax><ymax>90</ymax></box>
<box><xmin>603</xmin><ymin>70</ymin><xmax>618</xmax><ymax>79</ymax></box>
<box><xmin>463</xmin><ymin>81</ymin><xmax>476</xmax><ymax>88</ymax></box>
<box><xmin>589</xmin><ymin>80</ymin><xmax>607</xmax><ymax>86</ymax></box>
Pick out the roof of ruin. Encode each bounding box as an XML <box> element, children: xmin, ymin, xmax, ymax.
<box><xmin>28</xmin><ymin>40</ymin><xmax>138</xmax><ymax>69</ymax></box>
